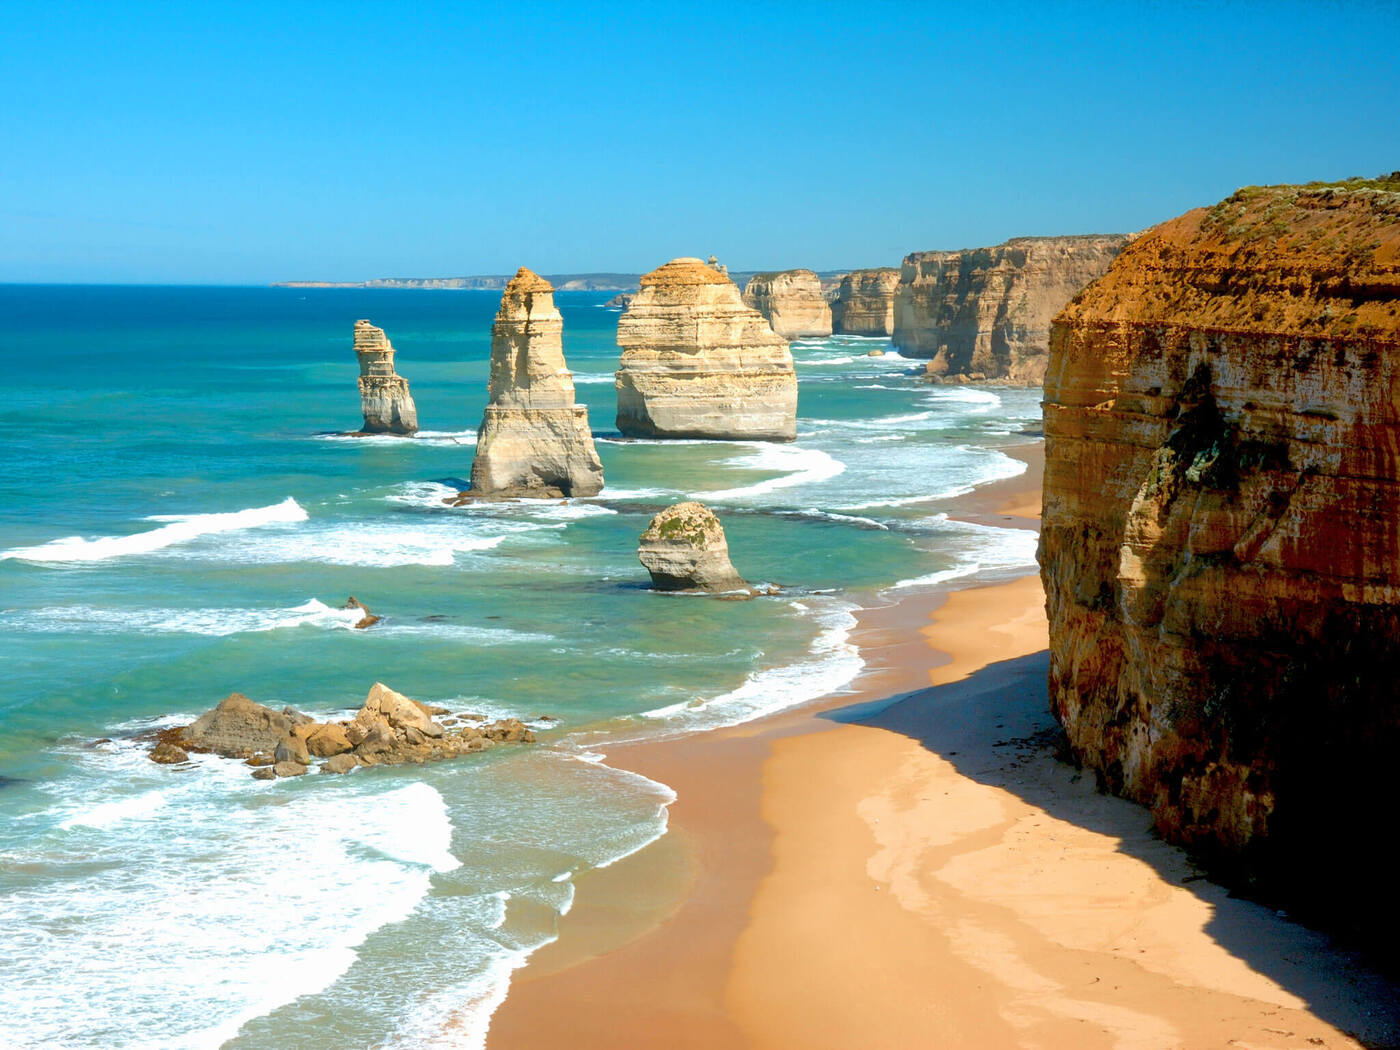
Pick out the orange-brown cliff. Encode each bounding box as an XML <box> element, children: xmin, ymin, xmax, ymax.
<box><xmin>1039</xmin><ymin>177</ymin><xmax>1400</xmax><ymax>933</ymax></box>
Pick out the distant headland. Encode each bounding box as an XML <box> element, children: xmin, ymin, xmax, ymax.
<box><xmin>271</xmin><ymin>269</ymin><xmax>853</xmax><ymax>292</ymax></box>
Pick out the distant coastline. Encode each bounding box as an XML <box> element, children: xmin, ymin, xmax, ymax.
<box><xmin>271</xmin><ymin>270</ymin><xmax>854</xmax><ymax>292</ymax></box>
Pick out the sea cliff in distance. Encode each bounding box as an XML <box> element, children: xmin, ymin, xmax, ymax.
<box><xmin>272</xmin><ymin>270</ymin><xmax>851</xmax><ymax>292</ymax></box>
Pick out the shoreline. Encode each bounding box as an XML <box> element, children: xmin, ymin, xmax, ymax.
<box><xmin>485</xmin><ymin>443</ymin><xmax>1400</xmax><ymax>1048</ymax></box>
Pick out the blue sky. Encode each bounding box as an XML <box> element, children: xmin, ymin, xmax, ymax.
<box><xmin>2</xmin><ymin>1</ymin><xmax>1397</xmax><ymax>283</ymax></box>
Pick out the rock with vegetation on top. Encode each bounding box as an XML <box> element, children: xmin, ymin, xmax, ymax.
<box><xmin>469</xmin><ymin>268</ymin><xmax>605</xmax><ymax>498</ymax></box>
<box><xmin>353</xmin><ymin>320</ymin><xmax>419</xmax><ymax>434</ymax></box>
<box><xmin>1038</xmin><ymin>176</ymin><xmax>1400</xmax><ymax>936</ymax></box>
<box><xmin>615</xmin><ymin>258</ymin><xmax>797</xmax><ymax>441</ymax></box>
<box><xmin>892</xmin><ymin>235</ymin><xmax>1128</xmax><ymax>384</ymax></box>
<box><xmin>637</xmin><ymin>501</ymin><xmax>747</xmax><ymax>592</ymax></box>
<box><xmin>831</xmin><ymin>268</ymin><xmax>901</xmax><ymax>336</ymax></box>
<box><xmin>742</xmin><ymin>269</ymin><xmax>833</xmax><ymax>339</ymax></box>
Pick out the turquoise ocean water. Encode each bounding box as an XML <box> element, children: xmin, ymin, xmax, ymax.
<box><xmin>0</xmin><ymin>285</ymin><xmax>1040</xmax><ymax>1048</ymax></box>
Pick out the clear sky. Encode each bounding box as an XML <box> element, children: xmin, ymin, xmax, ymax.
<box><xmin>2</xmin><ymin>0</ymin><xmax>1398</xmax><ymax>284</ymax></box>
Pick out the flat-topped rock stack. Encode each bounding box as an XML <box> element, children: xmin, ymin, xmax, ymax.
<box><xmin>892</xmin><ymin>235</ymin><xmax>1128</xmax><ymax>384</ymax></box>
<box><xmin>469</xmin><ymin>268</ymin><xmax>604</xmax><ymax>498</ymax></box>
<box><xmin>353</xmin><ymin>320</ymin><xmax>419</xmax><ymax>434</ymax></box>
<box><xmin>742</xmin><ymin>268</ymin><xmax>833</xmax><ymax>339</ymax></box>
<box><xmin>615</xmin><ymin>258</ymin><xmax>797</xmax><ymax>441</ymax></box>
<box><xmin>637</xmin><ymin>501</ymin><xmax>748</xmax><ymax>593</ymax></box>
<box><xmin>830</xmin><ymin>268</ymin><xmax>901</xmax><ymax>336</ymax></box>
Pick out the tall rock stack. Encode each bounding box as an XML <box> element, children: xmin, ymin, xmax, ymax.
<box><xmin>1038</xmin><ymin>178</ymin><xmax>1400</xmax><ymax>934</ymax></box>
<box><xmin>892</xmin><ymin>235</ymin><xmax>1127</xmax><ymax>384</ymax></box>
<box><xmin>353</xmin><ymin>320</ymin><xmax>418</xmax><ymax>434</ymax></box>
<box><xmin>742</xmin><ymin>268</ymin><xmax>833</xmax><ymax>338</ymax></box>
<box><xmin>830</xmin><ymin>268</ymin><xmax>900</xmax><ymax>336</ymax></box>
<box><xmin>470</xmin><ymin>268</ymin><xmax>604</xmax><ymax>497</ymax></box>
<box><xmin>615</xmin><ymin>258</ymin><xmax>797</xmax><ymax>441</ymax></box>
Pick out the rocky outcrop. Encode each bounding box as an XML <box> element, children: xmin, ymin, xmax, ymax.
<box><xmin>154</xmin><ymin>684</ymin><xmax>536</xmax><ymax>775</ymax></box>
<box><xmin>604</xmin><ymin>293</ymin><xmax>634</xmax><ymax>310</ymax></box>
<box><xmin>615</xmin><ymin>258</ymin><xmax>797</xmax><ymax>441</ymax></box>
<box><xmin>638</xmin><ymin>501</ymin><xmax>747</xmax><ymax>592</ymax></box>
<box><xmin>893</xmin><ymin>235</ymin><xmax>1127</xmax><ymax>383</ymax></box>
<box><xmin>830</xmin><ymin>268</ymin><xmax>900</xmax><ymax>335</ymax></box>
<box><xmin>1038</xmin><ymin>178</ymin><xmax>1400</xmax><ymax>928</ymax></box>
<box><xmin>469</xmin><ymin>268</ymin><xmax>604</xmax><ymax>497</ymax></box>
<box><xmin>742</xmin><ymin>269</ymin><xmax>833</xmax><ymax>338</ymax></box>
<box><xmin>354</xmin><ymin>320</ymin><xmax>419</xmax><ymax>434</ymax></box>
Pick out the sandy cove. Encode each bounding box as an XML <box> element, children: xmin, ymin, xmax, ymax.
<box><xmin>487</xmin><ymin>448</ymin><xmax>1400</xmax><ymax>1049</ymax></box>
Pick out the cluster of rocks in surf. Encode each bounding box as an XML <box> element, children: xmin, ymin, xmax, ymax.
<box><xmin>149</xmin><ymin>684</ymin><xmax>535</xmax><ymax>778</ymax></box>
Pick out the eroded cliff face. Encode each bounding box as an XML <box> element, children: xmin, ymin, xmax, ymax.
<box><xmin>830</xmin><ymin>268</ymin><xmax>900</xmax><ymax>336</ymax></box>
<box><xmin>1039</xmin><ymin>179</ymin><xmax>1400</xmax><ymax>923</ymax></box>
<box><xmin>354</xmin><ymin>320</ymin><xmax>418</xmax><ymax>434</ymax></box>
<box><xmin>470</xmin><ymin>268</ymin><xmax>604</xmax><ymax>497</ymax></box>
<box><xmin>742</xmin><ymin>269</ymin><xmax>833</xmax><ymax>339</ymax></box>
<box><xmin>893</xmin><ymin>235</ymin><xmax>1127</xmax><ymax>383</ymax></box>
<box><xmin>616</xmin><ymin>258</ymin><xmax>797</xmax><ymax>441</ymax></box>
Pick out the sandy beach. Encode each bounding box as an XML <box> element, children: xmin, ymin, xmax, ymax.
<box><xmin>487</xmin><ymin>450</ymin><xmax>1400</xmax><ymax>1049</ymax></box>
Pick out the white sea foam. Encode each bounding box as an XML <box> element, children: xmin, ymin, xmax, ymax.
<box><xmin>695</xmin><ymin>444</ymin><xmax>845</xmax><ymax>502</ymax></box>
<box><xmin>638</xmin><ymin>599</ymin><xmax>862</xmax><ymax>732</ymax></box>
<box><xmin>569</xmin><ymin>372</ymin><xmax>616</xmax><ymax>384</ymax></box>
<box><xmin>1</xmin><ymin>497</ymin><xmax>307</xmax><ymax>564</ymax></box>
<box><xmin>7</xmin><ymin>598</ymin><xmax>366</xmax><ymax>637</ymax></box>
<box><xmin>318</xmin><ymin>429</ymin><xmax>479</xmax><ymax>445</ymax></box>
<box><xmin>888</xmin><ymin>520</ymin><xmax>1040</xmax><ymax>591</ymax></box>
<box><xmin>1</xmin><ymin>774</ymin><xmax>459</xmax><ymax>1050</ymax></box>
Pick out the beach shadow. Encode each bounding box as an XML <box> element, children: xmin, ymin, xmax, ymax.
<box><xmin>820</xmin><ymin>651</ymin><xmax>1400</xmax><ymax>1046</ymax></box>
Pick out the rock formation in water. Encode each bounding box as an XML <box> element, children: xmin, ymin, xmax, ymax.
<box><xmin>155</xmin><ymin>684</ymin><xmax>537</xmax><ymax>775</ymax></box>
<box><xmin>638</xmin><ymin>501</ymin><xmax>747</xmax><ymax>592</ymax></box>
<box><xmin>1039</xmin><ymin>177</ymin><xmax>1400</xmax><ymax>930</ymax></box>
<box><xmin>604</xmin><ymin>293</ymin><xmax>634</xmax><ymax>310</ymax></box>
<box><xmin>892</xmin><ymin>235</ymin><xmax>1127</xmax><ymax>384</ymax></box>
<box><xmin>353</xmin><ymin>320</ymin><xmax>419</xmax><ymax>434</ymax></box>
<box><xmin>830</xmin><ymin>268</ymin><xmax>900</xmax><ymax>336</ymax></box>
<box><xmin>742</xmin><ymin>269</ymin><xmax>833</xmax><ymax>339</ymax></box>
<box><xmin>615</xmin><ymin>258</ymin><xmax>797</xmax><ymax>441</ymax></box>
<box><xmin>469</xmin><ymin>268</ymin><xmax>604</xmax><ymax>498</ymax></box>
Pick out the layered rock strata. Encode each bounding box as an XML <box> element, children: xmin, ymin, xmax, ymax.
<box><xmin>470</xmin><ymin>268</ymin><xmax>604</xmax><ymax>497</ymax></box>
<box><xmin>638</xmin><ymin>501</ymin><xmax>747</xmax><ymax>592</ymax></box>
<box><xmin>615</xmin><ymin>258</ymin><xmax>797</xmax><ymax>440</ymax></box>
<box><xmin>157</xmin><ymin>684</ymin><xmax>536</xmax><ymax>776</ymax></box>
<box><xmin>354</xmin><ymin>320</ymin><xmax>419</xmax><ymax>433</ymax></box>
<box><xmin>830</xmin><ymin>268</ymin><xmax>900</xmax><ymax>335</ymax></box>
<box><xmin>742</xmin><ymin>269</ymin><xmax>833</xmax><ymax>338</ymax></box>
<box><xmin>893</xmin><ymin>235</ymin><xmax>1127</xmax><ymax>383</ymax></box>
<box><xmin>1038</xmin><ymin>178</ymin><xmax>1400</xmax><ymax>927</ymax></box>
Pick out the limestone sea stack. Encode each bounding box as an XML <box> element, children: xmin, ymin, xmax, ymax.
<box><xmin>638</xmin><ymin>501</ymin><xmax>747</xmax><ymax>592</ymax></box>
<box><xmin>742</xmin><ymin>268</ymin><xmax>833</xmax><ymax>338</ymax></box>
<box><xmin>353</xmin><ymin>320</ymin><xmax>419</xmax><ymax>434</ymax></box>
<box><xmin>830</xmin><ymin>268</ymin><xmax>900</xmax><ymax>336</ymax></box>
<box><xmin>892</xmin><ymin>235</ymin><xmax>1127</xmax><ymax>384</ymax></box>
<box><xmin>469</xmin><ymin>268</ymin><xmax>604</xmax><ymax>497</ymax></box>
<box><xmin>615</xmin><ymin>258</ymin><xmax>797</xmax><ymax>441</ymax></box>
<box><xmin>1038</xmin><ymin>177</ymin><xmax>1400</xmax><ymax>932</ymax></box>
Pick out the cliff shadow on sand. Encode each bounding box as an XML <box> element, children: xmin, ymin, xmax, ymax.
<box><xmin>819</xmin><ymin>651</ymin><xmax>1400</xmax><ymax>1048</ymax></box>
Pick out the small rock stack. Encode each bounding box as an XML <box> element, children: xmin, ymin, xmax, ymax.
<box><xmin>637</xmin><ymin>501</ymin><xmax>748</xmax><ymax>593</ymax></box>
<box><xmin>354</xmin><ymin>320</ymin><xmax>419</xmax><ymax>434</ymax></box>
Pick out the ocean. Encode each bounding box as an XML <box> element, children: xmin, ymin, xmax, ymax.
<box><xmin>0</xmin><ymin>284</ymin><xmax>1041</xmax><ymax>1048</ymax></box>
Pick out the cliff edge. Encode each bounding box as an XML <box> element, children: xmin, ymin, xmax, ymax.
<box><xmin>1039</xmin><ymin>176</ymin><xmax>1400</xmax><ymax>936</ymax></box>
<box><xmin>893</xmin><ymin>235</ymin><xmax>1127</xmax><ymax>383</ymax></box>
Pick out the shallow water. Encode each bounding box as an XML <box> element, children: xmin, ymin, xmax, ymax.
<box><xmin>0</xmin><ymin>285</ymin><xmax>1040</xmax><ymax>1047</ymax></box>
